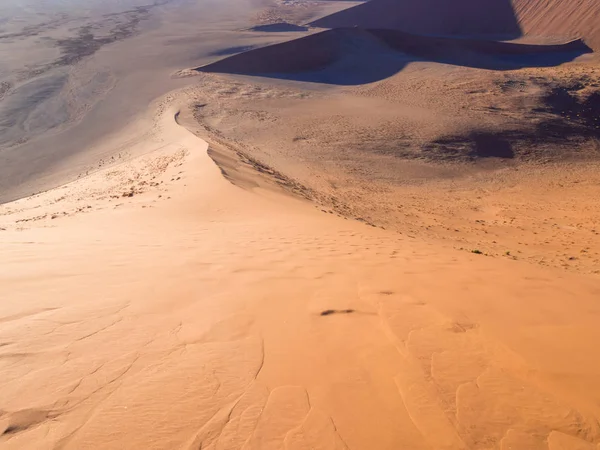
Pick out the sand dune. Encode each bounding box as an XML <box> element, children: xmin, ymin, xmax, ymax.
<box><xmin>197</xmin><ymin>27</ymin><xmax>591</xmax><ymax>84</ymax></box>
<box><xmin>514</xmin><ymin>0</ymin><xmax>600</xmax><ymax>51</ymax></box>
<box><xmin>2</xmin><ymin>90</ymin><xmax>600</xmax><ymax>449</ymax></box>
<box><xmin>371</xmin><ymin>31</ymin><xmax>590</xmax><ymax>57</ymax></box>
<box><xmin>0</xmin><ymin>0</ymin><xmax>324</xmax><ymax>204</ymax></box>
<box><xmin>189</xmin><ymin>59</ymin><xmax>600</xmax><ymax>272</ymax></box>
<box><xmin>310</xmin><ymin>0</ymin><xmax>600</xmax><ymax>51</ymax></box>
<box><xmin>198</xmin><ymin>28</ymin><xmax>346</xmax><ymax>76</ymax></box>
<box><xmin>309</xmin><ymin>0</ymin><xmax>523</xmax><ymax>37</ymax></box>
<box><xmin>2</xmin><ymin>0</ymin><xmax>600</xmax><ymax>448</ymax></box>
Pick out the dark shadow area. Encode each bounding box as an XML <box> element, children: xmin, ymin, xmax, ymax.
<box><xmin>3</xmin><ymin>426</ymin><xmax>20</xmax><ymax>436</ymax></box>
<box><xmin>471</xmin><ymin>133</ymin><xmax>515</xmax><ymax>159</ymax></box>
<box><xmin>248</xmin><ymin>22</ymin><xmax>308</xmax><ymax>33</ymax></box>
<box><xmin>425</xmin><ymin>132</ymin><xmax>515</xmax><ymax>160</ymax></box>
<box><xmin>320</xmin><ymin>309</ymin><xmax>355</xmax><ymax>316</ymax></box>
<box><xmin>196</xmin><ymin>28</ymin><xmax>592</xmax><ymax>86</ymax></box>
<box><xmin>309</xmin><ymin>0</ymin><xmax>523</xmax><ymax>39</ymax></box>
<box><xmin>424</xmin><ymin>87</ymin><xmax>600</xmax><ymax>162</ymax></box>
<box><xmin>538</xmin><ymin>88</ymin><xmax>600</xmax><ymax>133</ymax></box>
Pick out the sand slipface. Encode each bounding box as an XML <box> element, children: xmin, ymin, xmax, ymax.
<box><xmin>196</xmin><ymin>27</ymin><xmax>591</xmax><ymax>84</ymax></box>
<box><xmin>310</xmin><ymin>0</ymin><xmax>600</xmax><ymax>51</ymax></box>
<box><xmin>2</xmin><ymin>0</ymin><xmax>600</xmax><ymax>448</ymax></box>
<box><xmin>310</xmin><ymin>0</ymin><xmax>523</xmax><ymax>37</ymax></box>
<box><xmin>514</xmin><ymin>0</ymin><xmax>600</xmax><ymax>51</ymax></box>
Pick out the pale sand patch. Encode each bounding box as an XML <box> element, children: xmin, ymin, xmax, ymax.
<box><xmin>184</xmin><ymin>62</ymin><xmax>600</xmax><ymax>275</ymax></box>
<box><xmin>1</xmin><ymin>91</ymin><xmax>600</xmax><ymax>449</ymax></box>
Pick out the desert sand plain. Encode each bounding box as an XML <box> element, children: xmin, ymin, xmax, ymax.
<box><xmin>2</xmin><ymin>0</ymin><xmax>600</xmax><ymax>449</ymax></box>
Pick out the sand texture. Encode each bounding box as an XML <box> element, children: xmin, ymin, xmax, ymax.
<box><xmin>311</xmin><ymin>0</ymin><xmax>600</xmax><ymax>51</ymax></box>
<box><xmin>2</xmin><ymin>0</ymin><xmax>600</xmax><ymax>449</ymax></box>
<box><xmin>2</xmin><ymin>94</ymin><xmax>600</xmax><ymax>449</ymax></box>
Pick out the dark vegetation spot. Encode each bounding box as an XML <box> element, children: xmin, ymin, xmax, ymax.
<box><xmin>425</xmin><ymin>133</ymin><xmax>514</xmax><ymax>161</ymax></box>
<box><xmin>320</xmin><ymin>309</ymin><xmax>355</xmax><ymax>316</ymax></box>
<box><xmin>471</xmin><ymin>249</ymin><xmax>483</xmax><ymax>254</ymax></box>
<box><xmin>470</xmin><ymin>132</ymin><xmax>514</xmax><ymax>158</ymax></box>
<box><xmin>426</xmin><ymin>79</ymin><xmax>600</xmax><ymax>162</ymax></box>
<box><xmin>537</xmin><ymin>88</ymin><xmax>600</xmax><ymax>137</ymax></box>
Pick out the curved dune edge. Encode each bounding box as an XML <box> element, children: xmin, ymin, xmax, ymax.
<box><xmin>309</xmin><ymin>0</ymin><xmax>600</xmax><ymax>52</ymax></box>
<box><xmin>2</xmin><ymin>92</ymin><xmax>600</xmax><ymax>449</ymax></box>
<box><xmin>195</xmin><ymin>27</ymin><xmax>592</xmax><ymax>85</ymax></box>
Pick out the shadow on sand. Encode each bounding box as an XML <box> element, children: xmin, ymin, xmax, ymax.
<box><xmin>248</xmin><ymin>23</ymin><xmax>309</xmax><ymax>33</ymax></box>
<box><xmin>196</xmin><ymin>28</ymin><xmax>592</xmax><ymax>86</ymax></box>
<box><xmin>309</xmin><ymin>0</ymin><xmax>523</xmax><ymax>39</ymax></box>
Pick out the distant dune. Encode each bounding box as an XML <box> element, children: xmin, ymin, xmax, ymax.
<box><xmin>198</xmin><ymin>28</ymin><xmax>346</xmax><ymax>76</ymax></box>
<box><xmin>309</xmin><ymin>0</ymin><xmax>522</xmax><ymax>37</ymax></box>
<box><xmin>370</xmin><ymin>29</ymin><xmax>590</xmax><ymax>58</ymax></box>
<box><xmin>514</xmin><ymin>0</ymin><xmax>600</xmax><ymax>51</ymax></box>
<box><xmin>310</xmin><ymin>0</ymin><xmax>600</xmax><ymax>51</ymax></box>
<box><xmin>196</xmin><ymin>27</ymin><xmax>591</xmax><ymax>84</ymax></box>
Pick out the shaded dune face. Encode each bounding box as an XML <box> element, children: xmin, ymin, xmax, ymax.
<box><xmin>248</xmin><ymin>23</ymin><xmax>309</xmax><ymax>33</ymax></box>
<box><xmin>198</xmin><ymin>29</ymin><xmax>342</xmax><ymax>75</ymax></box>
<box><xmin>198</xmin><ymin>0</ymin><xmax>599</xmax><ymax>85</ymax></box>
<box><xmin>309</xmin><ymin>0</ymin><xmax>522</xmax><ymax>38</ymax></box>
<box><xmin>196</xmin><ymin>28</ymin><xmax>592</xmax><ymax>85</ymax></box>
<box><xmin>370</xmin><ymin>29</ymin><xmax>591</xmax><ymax>59</ymax></box>
<box><xmin>310</xmin><ymin>0</ymin><xmax>600</xmax><ymax>52</ymax></box>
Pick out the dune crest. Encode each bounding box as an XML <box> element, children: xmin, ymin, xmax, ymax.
<box><xmin>2</xmin><ymin>89</ymin><xmax>600</xmax><ymax>449</ymax></box>
<box><xmin>2</xmin><ymin>0</ymin><xmax>600</xmax><ymax>448</ymax></box>
<box><xmin>514</xmin><ymin>0</ymin><xmax>600</xmax><ymax>51</ymax></box>
<box><xmin>310</xmin><ymin>0</ymin><xmax>600</xmax><ymax>51</ymax></box>
<box><xmin>310</xmin><ymin>0</ymin><xmax>522</xmax><ymax>37</ymax></box>
<box><xmin>196</xmin><ymin>27</ymin><xmax>591</xmax><ymax>85</ymax></box>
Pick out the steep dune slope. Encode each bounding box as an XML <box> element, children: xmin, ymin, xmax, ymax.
<box><xmin>197</xmin><ymin>28</ymin><xmax>347</xmax><ymax>75</ymax></box>
<box><xmin>310</xmin><ymin>0</ymin><xmax>522</xmax><ymax>37</ymax></box>
<box><xmin>310</xmin><ymin>0</ymin><xmax>600</xmax><ymax>51</ymax></box>
<box><xmin>3</xmin><ymin>89</ymin><xmax>600</xmax><ymax>450</ymax></box>
<box><xmin>196</xmin><ymin>27</ymin><xmax>590</xmax><ymax>85</ymax></box>
<box><xmin>513</xmin><ymin>0</ymin><xmax>600</xmax><ymax>51</ymax></box>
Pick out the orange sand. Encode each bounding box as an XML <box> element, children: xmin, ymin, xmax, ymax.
<box><xmin>2</xmin><ymin>94</ymin><xmax>600</xmax><ymax>449</ymax></box>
